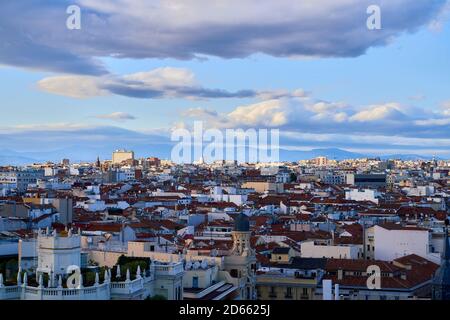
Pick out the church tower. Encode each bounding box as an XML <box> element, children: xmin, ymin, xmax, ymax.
<box><xmin>222</xmin><ymin>213</ymin><xmax>256</xmax><ymax>299</ymax></box>
<box><xmin>432</xmin><ymin>219</ymin><xmax>450</xmax><ymax>300</ymax></box>
<box><xmin>231</xmin><ymin>213</ymin><xmax>253</xmax><ymax>256</ymax></box>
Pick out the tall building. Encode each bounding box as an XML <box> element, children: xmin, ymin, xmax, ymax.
<box><xmin>222</xmin><ymin>213</ymin><xmax>257</xmax><ymax>300</ymax></box>
<box><xmin>346</xmin><ymin>173</ymin><xmax>387</xmax><ymax>188</ymax></box>
<box><xmin>112</xmin><ymin>149</ymin><xmax>134</xmax><ymax>165</ymax></box>
<box><xmin>53</xmin><ymin>198</ymin><xmax>73</xmax><ymax>226</ymax></box>
<box><xmin>432</xmin><ymin>219</ymin><xmax>450</xmax><ymax>300</ymax></box>
<box><xmin>315</xmin><ymin>157</ymin><xmax>328</xmax><ymax>166</ymax></box>
<box><xmin>0</xmin><ymin>169</ymin><xmax>44</xmax><ymax>192</ymax></box>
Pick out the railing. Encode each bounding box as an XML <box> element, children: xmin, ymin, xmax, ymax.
<box><xmin>152</xmin><ymin>262</ymin><xmax>184</xmax><ymax>276</ymax></box>
<box><xmin>110</xmin><ymin>277</ymin><xmax>145</xmax><ymax>295</ymax></box>
<box><xmin>0</xmin><ymin>285</ymin><xmax>21</xmax><ymax>300</ymax></box>
<box><xmin>23</xmin><ymin>282</ymin><xmax>111</xmax><ymax>300</ymax></box>
<box><xmin>0</xmin><ymin>276</ymin><xmax>153</xmax><ymax>300</ymax></box>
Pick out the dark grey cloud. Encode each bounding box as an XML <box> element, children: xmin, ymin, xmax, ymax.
<box><xmin>0</xmin><ymin>1</ymin><xmax>107</xmax><ymax>75</ymax></box>
<box><xmin>36</xmin><ymin>67</ymin><xmax>262</xmax><ymax>100</ymax></box>
<box><xmin>103</xmin><ymin>83</ymin><xmax>257</xmax><ymax>99</ymax></box>
<box><xmin>95</xmin><ymin>112</ymin><xmax>136</xmax><ymax>121</ymax></box>
<box><xmin>0</xmin><ymin>0</ymin><xmax>447</xmax><ymax>74</ymax></box>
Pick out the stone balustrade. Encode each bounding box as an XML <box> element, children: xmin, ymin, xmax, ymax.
<box><xmin>0</xmin><ymin>275</ymin><xmax>153</xmax><ymax>300</ymax></box>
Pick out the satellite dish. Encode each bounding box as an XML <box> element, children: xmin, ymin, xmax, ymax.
<box><xmin>193</xmin><ymin>261</ymin><xmax>200</xmax><ymax>270</ymax></box>
<box><xmin>186</xmin><ymin>261</ymin><xmax>193</xmax><ymax>270</ymax></box>
<box><xmin>201</xmin><ymin>260</ymin><xmax>208</xmax><ymax>269</ymax></box>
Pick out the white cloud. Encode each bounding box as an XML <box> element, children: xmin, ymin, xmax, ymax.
<box><xmin>95</xmin><ymin>112</ymin><xmax>136</xmax><ymax>122</ymax></box>
<box><xmin>441</xmin><ymin>100</ymin><xmax>450</xmax><ymax>115</ymax></box>
<box><xmin>37</xmin><ymin>76</ymin><xmax>108</xmax><ymax>98</ymax></box>
<box><xmin>306</xmin><ymin>101</ymin><xmax>348</xmax><ymax>114</ymax></box>
<box><xmin>228</xmin><ymin>99</ymin><xmax>289</xmax><ymax>127</ymax></box>
<box><xmin>428</xmin><ymin>1</ymin><xmax>450</xmax><ymax>32</ymax></box>
<box><xmin>349</xmin><ymin>103</ymin><xmax>405</xmax><ymax>122</ymax></box>
<box><xmin>415</xmin><ymin>118</ymin><xmax>450</xmax><ymax>126</ymax></box>
<box><xmin>123</xmin><ymin>67</ymin><xmax>196</xmax><ymax>88</ymax></box>
<box><xmin>183</xmin><ymin>93</ymin><xmax>450</xmax><ymax>143</ymax></box>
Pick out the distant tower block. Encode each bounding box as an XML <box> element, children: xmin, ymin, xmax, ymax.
<box><xmin>112</xmin><ymin>149</ymin><xmax>134</xmax><ymax>165</ymax></box>
<box><xmin>315</xmin><ymin>156</ymin><xmax>328</xmax><ymax>166</ymax></box>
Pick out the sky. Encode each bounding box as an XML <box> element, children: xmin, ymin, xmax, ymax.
<box><xmin>1</xmin><ymin>0</ymin><xmax>450</xmax><ymax>161</ymax></box>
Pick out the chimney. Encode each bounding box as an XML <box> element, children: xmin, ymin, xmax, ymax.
<box><xmin>322</xmin><ymin>279</ymin><xmax>333</xmax><ymax>300</ymax></box>
<box><xmin>334</xmin><ymin>284</ymin><xmax>340</xmax><ymax>300</ymax></box>
<box><xmin>337</xmin><ymin>269</ymin><xmax>344</xmax><ymax>280</ymax></box>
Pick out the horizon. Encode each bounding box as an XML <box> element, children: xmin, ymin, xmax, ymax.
<box><xmin>1</xmin><ymin>146</ymin><xmax>448</xmax><ymax>167</ymax></box>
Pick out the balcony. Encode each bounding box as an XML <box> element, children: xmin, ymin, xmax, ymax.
<box><xmin>152</xmin><ymin>262</ymin><xmax>184</xmax><ymax>276</ymax></box>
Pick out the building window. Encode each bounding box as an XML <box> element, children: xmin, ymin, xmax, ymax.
<box><xmin>269</xmin><ymin>287</ymin><xmax>276</xmax><ymax>298</ymax></box>
<box><xmin>286</xmin><ymin>287</ymin><xmax>293</xmax><ymax>298</ymax></box>
<box><xmin>193</xmin><ymin>276</ymin><xmax>199</xmax><ymax>289</ymax></box>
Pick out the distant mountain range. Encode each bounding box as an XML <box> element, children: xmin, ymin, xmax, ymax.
<box><xmin>0</xmin><ymin>147</ymin><xmax>438</xmax><ymax>166</ymax></box>
<box><xmin>281</xmin><ymin>148</ymin><xmax>434</xmax><ymax>162</ymax></box>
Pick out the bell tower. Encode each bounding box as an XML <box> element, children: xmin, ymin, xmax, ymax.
<box><xmin>223</xmin><ymin>213</ymin><xmax>256</xmax><ymax>299</ymax></box>
<box><xmin>232</xmin><ymin>213</ymin><xmax>253</xmax><ymax>256</ymax></box>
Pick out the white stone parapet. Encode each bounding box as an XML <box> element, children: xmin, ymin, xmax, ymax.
<box><xmin>0</xmin><ymin>275</ymin><xmax>154</xmax><ymax>300</ymax></box>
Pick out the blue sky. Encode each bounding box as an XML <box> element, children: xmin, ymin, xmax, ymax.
<box><xmin>1</xmin><ymin>0</ymin><xmax>450</xmax><ymax>160</ymax></box>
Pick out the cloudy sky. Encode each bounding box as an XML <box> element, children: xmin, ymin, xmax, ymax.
<box><xmin>1</xmin><ymin>0</ymin><xmax>450</xmax><ymax>160</ymax></box>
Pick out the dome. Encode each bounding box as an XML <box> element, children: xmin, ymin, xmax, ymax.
<box><xmin>234</xmin><ymin>213</ymin><xmax>250</xmax><ymax>232</ymax></box>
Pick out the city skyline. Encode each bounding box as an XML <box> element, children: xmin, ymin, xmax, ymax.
<box><xmin>2</xmin><ymin>1</ymin><xmax>450</xmax><ymax>306</ymax></box>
